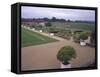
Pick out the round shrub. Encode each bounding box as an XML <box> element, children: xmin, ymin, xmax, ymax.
<box><xmin>79</xmin><ymin>32</ymin><xmax>88</xmax><ymax>40</ymax></box>
<box><xmin>45</xmin><ymin>22</ymin><xmax>52</xmax><ymax>27</ymax></box>
<box><xmin>57</xmin><ymin>46</ymin><xmax>76</xmax><ymax>65</ymax></box>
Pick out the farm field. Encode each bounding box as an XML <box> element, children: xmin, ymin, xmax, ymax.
<box><xmin>21</xmin><ymin>28</ymin><xmax>58</xmax><ymax>47</ymax></box>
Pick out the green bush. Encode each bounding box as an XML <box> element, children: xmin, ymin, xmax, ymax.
<box><xmin>79</xmin><ymin>32</ymin><xmax>88</xmax><ymax>40</ymax></box>
<box><xmin>33</xmin><ymin>25</ymin><xmax>43</xmax><ymax>30</ymax></box>
<box><xmin>57</xmin><ymin>46</ymin><xmax>76</xmax><ymax>65</ymax></box>
<box><xmin>45</xmin><ymin>22</ymin><xmax>52</xmax><ymax>27</ymax></box>
<box><xmin>73</xmin><ymin>32</ymin><xmax>88</xmax><ymax>43</ymax></box>
<box><xmin>32</xmin><ymin>25</ymin><xmax>35</xmax><ymax>28</ymax></box>
<box><xmin>73</xmin><ymin>34</ymin><xmax>80</xmax><ymax>43</ymax></box>
<box><xmin>48</xmin><ymin>27</ymin><xmax>59</xmax><ymax>33</ymax></box>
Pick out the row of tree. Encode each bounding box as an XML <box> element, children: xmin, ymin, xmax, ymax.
<box><xmin>32</xmin><ymin>17</ymin><xmax>70</xmax><ymax>22</ymax></box>
<box><xmin>22</xmin><ymin>17</ymin><xmax>94</xmax><ymax>23</ymax></box>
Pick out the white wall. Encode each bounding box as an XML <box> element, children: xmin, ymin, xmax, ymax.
<box><xmin>0</xmin><ymin>0</ymin><xmax>99</xmax><ymax>77</ymax></box>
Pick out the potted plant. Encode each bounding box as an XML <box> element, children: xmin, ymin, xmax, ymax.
<box><xmin>57</xmin><ymin>46</ymin><xmax>76</xmax><ymax>68</ymax></box>
<box><xmin>79</xmin><ymin>32</ymin><xmax>88</xmax><ymax>46</ymax></box>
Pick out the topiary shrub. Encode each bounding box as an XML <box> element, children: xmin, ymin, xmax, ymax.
<box><xmin>45</xmin><ymin>22</ymin><xmax>52</xmax><ymax>27</ymax></box>
<box><xmin>57</xmin><ymin>46</ymin><xmax>76</xmax><ymax>65</ymax></box>
<box><xmin>79</xmin><ymin>32</ymin><xmax>88</xmax><ymax>40</ymax></box>
<box><xmin>48</xmin><ymin>27</ymin><xmax>59</xmax><ymax>33</ymax></box>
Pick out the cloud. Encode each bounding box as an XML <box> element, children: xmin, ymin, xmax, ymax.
<box><xmin>21</xmin><ymin>6</ymin><xmax>95</xmax><ymax>21</ymax></box>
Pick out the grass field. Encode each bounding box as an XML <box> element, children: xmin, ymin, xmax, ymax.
<box><xmin>51</xmin><ymin>22</ymin><xmax>95</xmax><ymax>31</ymax></box>
<box><xmin>21</xmin><ymin>28</ymin><xmax>58</xmax><ymax>47</ymax></box>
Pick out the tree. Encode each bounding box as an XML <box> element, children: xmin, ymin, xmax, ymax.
<box><xmin>67</xmin><ymin>19</ymin><xmax>71</xmax><ymax>22</ymax></box>
<box><xmin>57</xmin><ymin>46</ymin><xmax>76</xmax><ymax>65</ymax></box>
<box><xmin>45</xmin><ymin>22</ymin><xmax>52</xmax><ymax>27</ymax></box>
<box><xmin>51</xmin><ymin>17</ymin><xmax>57</xmax><ymax>21</ymax></box>
<box><xmin>43</xmin><ymin>17</ymin><xmax>50</xmax><ymax>21</ymax></box>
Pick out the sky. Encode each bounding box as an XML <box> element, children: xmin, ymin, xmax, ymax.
<box><xmin>21</xmin><ymin>6</ymin><xmax>95</xmax><ymax>21</ymax></box>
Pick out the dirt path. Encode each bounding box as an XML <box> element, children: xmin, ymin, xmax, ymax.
<box><xmin>21</xmin><ymin>27</ymin><xmax>95</xmax><ymax>71</ymax></box>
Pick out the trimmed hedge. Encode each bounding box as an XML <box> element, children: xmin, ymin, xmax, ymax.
<box><xmin>57</xmin><ymin>46</ymin><xmax>76</xmax><ymax>65</ymax></box>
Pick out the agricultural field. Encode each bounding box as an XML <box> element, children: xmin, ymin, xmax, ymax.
<box><xmin>21</xmin><ymin>28</ymin><xmax>58</xmax><ymax>47</ymax></box>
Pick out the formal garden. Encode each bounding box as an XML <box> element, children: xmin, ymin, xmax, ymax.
<box><xmin>22</xmin><ymin>21</ymin><xmax>95</xmax><ymax>47</ymax></box>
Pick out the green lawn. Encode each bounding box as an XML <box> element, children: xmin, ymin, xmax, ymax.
<box><xmin>51</xmin><ymin>22</ymin><xmax>95</xmax><ymax>31</ymax></box>
<box><xmin>21</xmin><ymin>28</ymin><xmax>58</xmax><ymax>47</ymax></box>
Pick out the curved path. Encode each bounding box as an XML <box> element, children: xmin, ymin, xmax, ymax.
<box><xmin>21</xmin><ymin>27</ymin><xmax>95</xmax><ymax>71</ymax></box>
